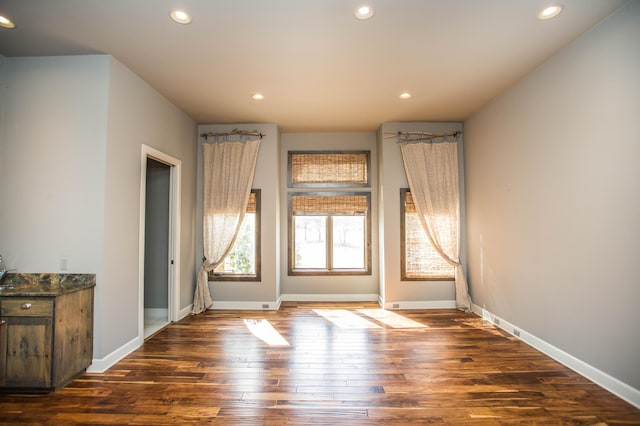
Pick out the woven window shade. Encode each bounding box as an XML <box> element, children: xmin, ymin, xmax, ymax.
<box><xmin>246</xmin><ymin>191</ymin><xmax>256</xmax><ymax>213</ymax></box>
<box><xmin>290</xmin><ymin>152</ymin><xmax>368</xmax><ymax>185</ymax></box>
<box><xmin>404</xmin><ymin>191</ymin><xmax>454</xmax><ymax>279</ymax></box>
<box><xmin>292</xmin><ymin>194</ymin><xmax>368</xmax><ymax>215</ymax></box>
<box><xmin>404</xmin><ymin>191</ymin><xmax>417</xmax><ymax>213</ymax></box>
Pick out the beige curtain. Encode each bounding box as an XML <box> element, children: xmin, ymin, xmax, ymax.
<box><xmin>191</xmin><ymin>139</ymin><xmax>261</xmax><ymax>314</ymax></box>
<box><xmin>400</xmin><ymin>139</ymin><xmax>472</xmax><ymax>311</ymax></box>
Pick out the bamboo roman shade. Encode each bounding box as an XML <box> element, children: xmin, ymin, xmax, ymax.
<box><xmin>246</xmin><ymin>191</ymin><xmax>257</xmax><ymax>213</ymax></box>
<box><xmin>404</xmin><ymin>190</ymin><xmax>418</xmax><ymax>213</ymax></box>
<box><xmin>289</xmin><ymin>151</ymin><xmax>369</xmax><ymax>187</ymax></box>
<box><xmin>403</xmin><ymin>190</ymin><xmax>455</xmax><ymax>279</ymax></box>
<box><xmin>291</xmin><ymin>193</ymin><xmax>369</xmax><ymax>215</ymax></box>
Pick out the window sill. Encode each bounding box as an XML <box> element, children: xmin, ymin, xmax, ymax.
<box><xmin>289</xmin><ymin>269</ymin><xmax>371</xmax><ymax>276</ymax></box>
<box><xmin>209</xmin><ymin>274</ymin><xmax>260</xmax><ymax>282</ymax></box>
<box><xmin>401</xmin><ymin>276</ymin><xmax>455</xmax><ymax>281</ymax></box>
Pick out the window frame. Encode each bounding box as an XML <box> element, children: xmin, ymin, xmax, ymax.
<box><xmin>400</xmin><ymin>188</ymin><xmax>455</xmax><ymax>281</ymax></box>
<box><xmin>209</xmin><ymin>189</ymin><xmax>261</xmax><ymax>282</ymax></box>
<box><xmin>287</xmin><ymin>150</ymin><xmax>371</xmax><ymax>188</ymax></box>
<box><xmin>288</xmin><ymin>191</ymin><xmax>371</xmax><ymax>276</ymax></box>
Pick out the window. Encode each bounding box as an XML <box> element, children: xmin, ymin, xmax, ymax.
<box><xmin>288</xmin><ymin>150</ymin><xmax>371</xmax><ymax>275</ymax></box>
<box><xmin>210</xmin><ymin>189</ymin><xmax>261</xmax><ymax>281</ymax></box>
<box><xmin>401</xmin><ymin>189</ymin><xmax>454</xmax><ymax>280</ymax></box>
<box><xmin>288</xmin><ymin>151</ymin><xmax>370</xmax><ymax>187</ymax></box>
<box><xmin>289</xmin><ymin>192</ymin><xmax>371</xmax><ymax>275</ymax></box>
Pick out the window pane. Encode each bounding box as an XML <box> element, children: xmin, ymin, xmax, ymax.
<box><xmin>215</xmin><ymin>213</ymin><xmax>256</xmax><ymax>274</ymax></box>
<box><xmin>288</xmin><ymin>191</ymin><xmax>371</xmax><ymax>276</ymax></box>
<box><xmin>294</xmin><ymin>216</ymin><xmax>327</xmax><ymax>268</ymax></box>
<box><xmin>332</xmin><ymin>216</ymin><xmax>365</xmax><ymax>269</ymax></box>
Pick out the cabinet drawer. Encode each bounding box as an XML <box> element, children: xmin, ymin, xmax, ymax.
<box><xmin>1</xmin><ymin>299</ymin><xmax>53</xmax><ymax>317</ymax></box>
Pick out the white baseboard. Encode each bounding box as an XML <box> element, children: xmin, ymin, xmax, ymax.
<box><xmin>178</xmin><ymin>304</ymin><xmax>193</xmax><ymax>319</ymax></box>
<box><xmin>471</xmin><ymin>303</ymin><xmax>640</xmax><ymax>409</ymax></box>
<box><xmin>280</xmin><ymin>293</ymin><xmax>379</xmax><ymax>302</ymax></box>
<box><xmin>87</xmin><ymin>335</ymin><xmax>141</xmax><ymax>373</ymax></box>
<box><xmin>383</xmin><ymin>300</ymin><xmax>457</xmax><ymax>310</ymax></box>
<box><xmin>209</xmin><ymin>299</ymin><xmax>281</xmax><ymax>310</ymax></box>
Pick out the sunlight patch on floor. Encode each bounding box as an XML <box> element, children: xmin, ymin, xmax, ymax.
<box><xmin>358</xmin><ymin>309</ymin><xmax>428</xmax><ymax>329</ymax></box>
<box><xmin>313</xmin><ymin>309</ymin><xmax>382</xmax><ymax>329</ymax></box>
<box><xmin>243</xmin><ymin>319</ymin><xmax>290</xmax><ymax>346</ymax></box>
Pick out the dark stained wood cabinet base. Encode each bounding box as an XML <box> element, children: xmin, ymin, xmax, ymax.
<box><xmin>0</xmin><ymin>285</ymin><xmax>94</xmax><ymax>392</ymax></box>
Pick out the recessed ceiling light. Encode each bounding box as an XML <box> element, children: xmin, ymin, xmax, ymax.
<box><xmin>355</xmin><ymin>5</ymin><xmax>375</xmax><ymax>20</ymax></box>
<box><xmin>399</xmin><ymin>92</ymin><xmax>412</xmax><ymax>100</ymax></box>
<box><xmin>0</xmin><ymin>15</ymin><xmax>15</xmax><ymax>29</ymax></box>
<box><xmin>252</xmin><ymin>93</ymin><xmax>265</xmax><ymax>101</ymax></box>
<box><xmin>538</xmin><ymin>5</ymin><xmax>563</xmax><ymax>20</ymax></box>
<box><xmin>170</xmin><ymin>9</ymin><xmax>192</xmax><ymax>24</ymax></box>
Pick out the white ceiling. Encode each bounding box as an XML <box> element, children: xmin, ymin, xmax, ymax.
<box><xmin>0</xmin><ymin>0</ymin><xmax>626</xmax><ymax>131</ymax></box>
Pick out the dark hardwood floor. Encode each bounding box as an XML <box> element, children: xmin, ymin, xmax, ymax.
<box><xmin>1</xmin><ymin>302</ymin><xmax>639</xmax><ymax>425</ymax></box>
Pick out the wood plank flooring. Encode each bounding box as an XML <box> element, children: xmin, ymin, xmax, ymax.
<box><xmin>1</xmin><ymin>302</ymin><xmax>639</xmax><ymax>425</ymax></box>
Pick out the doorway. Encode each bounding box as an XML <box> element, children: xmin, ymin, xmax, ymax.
<box><xmin>139</xmin><ymin>146</ymin><xmax>182</xmax><ymax>341</ymax></box>
<box><xmin>144</xmin><ymin>158</ymin><xmax>170</xmax><ymax>337</ymax></box>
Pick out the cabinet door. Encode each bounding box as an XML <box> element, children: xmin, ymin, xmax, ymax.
<box><xmin>4</xmin><ymin>316</ymin><xmax>52</xmax><ymax>388</ymax></box>
<box><xmin>54</xmin><ymin>288</ymin><xmax>94</xmax><ymax>386</ymax></box>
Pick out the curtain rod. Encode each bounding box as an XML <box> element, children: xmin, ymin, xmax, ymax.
<box><xmin>384</xmin><ymin>131</ymin><xmax>461</xmax><ymax>143</ymax></box>
<box><xmin>200</xmin><ymin>128</ymin><xmax>265</xmax><ymax>140</ymax></box>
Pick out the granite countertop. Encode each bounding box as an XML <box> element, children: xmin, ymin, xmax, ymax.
<box><xmin>0</xmin><ymin>273</ymin><xmax>96</xmax><ymax>296</ymax></box>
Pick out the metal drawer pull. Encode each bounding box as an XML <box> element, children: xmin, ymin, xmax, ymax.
<box><xmin>0</xmin><ymin>320</ymin><xmax>5</xmax><ymax>325</ymax></box>
<box><xmin>21</xmin><ymin>302</ymin><xmax>32</xmax><ymax>309</ymax></box>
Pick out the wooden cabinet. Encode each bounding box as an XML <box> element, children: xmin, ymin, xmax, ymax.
<box><xmin>0</xmin><ymin>286</ymin><xmax>93</xmax><ymax>391</ymax></box>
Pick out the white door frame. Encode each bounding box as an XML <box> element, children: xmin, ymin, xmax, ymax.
<box><xmin>138</xmin><ymin>145</ymin><xmax>182</xmax><ymax>342</ymax></box>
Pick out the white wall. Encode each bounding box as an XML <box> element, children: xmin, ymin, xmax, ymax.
<box><xmin>196</xmin><ymin>124</ymin><xmax>280</xmax><ymax>308</ymax></box>
<box><xmin>0</xmin><ymin>55</ymin><xmax>6</xmax><ymax>179</ymax></box>
<box><xmin>464</xmin><ymin>0</ymin><xmax>640</xmax><ymax>393</ymax></box>
<box><xmin>378</xmin><ymin>122</ymin><xmax>464</xmax><ymax>308</ymax></box>
<box><xmin>0</xmin><ymin>55</ymin><xmax>110</xmax><ymax>357</ymax></box>
<box><xmin>280</xmin><ymin>132</ymin><xmax>379</xmax><ymax>299</ymax></box>
<box><xmin>0</xmin><ymin>55</ymin><xmax>109</xmax><ymax>278</ymax></box>
<box><xmin>101</xmin><ymin>57</ymin><xmax>197</xmax><ymax>356</ymax></box>
<box><xmin>0</xmin><ymin>54</ymin><xmax>198</xmax><ymax>363</ymax></box>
